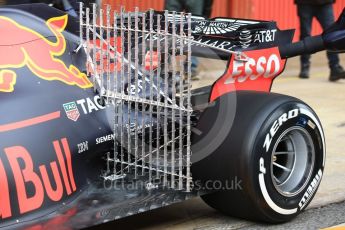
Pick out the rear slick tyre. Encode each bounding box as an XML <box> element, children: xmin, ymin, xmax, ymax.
<box><xmin>191</xmin><ymin>91</ymin><xmax>325</xmax><ymax>223</ymax></box>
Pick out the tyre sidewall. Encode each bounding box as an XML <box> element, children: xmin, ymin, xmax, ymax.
<box><xmin>251</xmin><ymin>102</ymin><xmax>325</xmax><ymax>221</ymax></box>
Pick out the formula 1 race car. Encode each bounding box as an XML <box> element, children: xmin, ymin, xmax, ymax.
<box><xmin>0</xmin><ymin>3</ymin><xmax>344</xmax><ymax>229</ymax></box>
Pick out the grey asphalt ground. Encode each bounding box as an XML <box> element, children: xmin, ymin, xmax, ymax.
<box><xmin>90</xmin><ymin>51</ymin><xmax>345</xmax><ymax>229</ymax></box>
<box><xmin>92</xmin><ymin>199</ymin><xmax>345</xmax><ymax>229</ymax></box>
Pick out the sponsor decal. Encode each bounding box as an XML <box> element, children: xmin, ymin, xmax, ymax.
<box><xmin>0</xmin><ymin>138</ymin><xmax>76</xmax><ymax>219</ymax></box>
<box><xmin>192</xmin><ymin>19</ymin><xmax>259</xmax><ymax>35</ymax></box>
<box><xmin>239</xmin><ymin>30</ymin><xmax>252</xmax><ymax>48</ymax></box>
<box><xmin>63</xmin><ymin>95</ymin><xmax>107</xmax><ymax>121</ymax></box>
<box><xmin>263</xmin><ymin>109</ymin><xmax>299</xmax><ymax>152</ymax></box>
<box><xmin>126</xmin><ymin>79</ymin><xmax>144</xmax><ymax>96</ymax></box>
<box><xmin>193</xmin><ymin>37</ymin><xmax>235</xmax><ymax>51</ymax></box>
<box><xmin>96</xmin><ymin>134</ymin><xmax>115</xmax><ymax>145</ymax></box>
<box><xmin>298</xmin><ymin>169</ymin><xmax>322</xmax><ymax>209</ymax></box>
<box><xmin>96</xmin><ymin>123</ymin><xmax>154</xmax><ymax>145</ymax></box>
<box><xmin>254</xmin><ymin>29</ymin><xmax>277</xmax><ymax>43</ymax></box>
<box><xmin>225</xmin><ymin>52</ymin><xmax>281</xmax><ymax>84</ymax></box>
<box><xmin>123</xmin><ymin>123</ymin><xmax>153</xmax><ymax>136</ymax></box>
<box><xmin>239</xmin><ymin>29</ymin><xmax>277</xmax><ymax>48</ymax></box>
<box><xmin>192</xmin><ymin>29</ymin><xmax>277</xmax><ymax>51</ymax></box>
<box><xmin>77</xmin><ymin>141</ymin><xmax>88</xmax><ymax>154</ymax></box>
<box><xmin>210</xmin><ymin>47</ymin><xmax>286</xmax><ymax>101</ymax></box>
<box><xmin>76</xmin><ymin>95</ymin><xmax>106</xmax><ymax>115</ymax></box>
<box><xmin>194</xmin><ymin>21</ymin><xmax>238</xmax><ymax>34</ymax></box>
<box><xmin>126</xmin><ymin>123</ymin><xmax>153</xmax><ymax>135</ymax></box>
<box><xmin>0</xmin><ymin>15</ymin><xmax>92</xmax><ymax>93</ymax></box>
<box><xmin>63</xmin><ymin>102</ymin><xmax>80</xmax><ymax>122</ymax></box>
<box><xmin>240</xmin><ymin>29</ymin><xmax>277</xmax><ymax>46</ymax></box>
<box><xmin>142</xmin><ymin>33</ymin><xmax>235</xmax><ymax>53</ymax></box>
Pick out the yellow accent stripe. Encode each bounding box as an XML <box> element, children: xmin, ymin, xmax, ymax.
<box><xmin>322</xmin><ymin>224</ymin><xmax>345</xmax><ymax>230</ymax></box>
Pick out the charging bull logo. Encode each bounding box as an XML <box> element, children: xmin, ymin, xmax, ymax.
<box><xmin>0</xmin><ymin>15</ymin><xmax>92</xmax><ymax>92</ymax></box>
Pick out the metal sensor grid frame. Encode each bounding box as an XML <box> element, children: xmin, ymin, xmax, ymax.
<box><xmin>79</xmin><ymin>3</ymin><xmax>193</xmax><ymax>191</ymax></box>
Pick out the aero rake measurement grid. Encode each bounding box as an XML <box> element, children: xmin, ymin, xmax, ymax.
<box><xmin>79</xmin><ymin>3</ymin><xmax>193</xmax><ymax>191</ymax></box>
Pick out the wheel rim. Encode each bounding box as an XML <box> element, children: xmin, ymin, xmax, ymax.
<box><xmin>271</xmin><ymin>126</ymin><xmax>315</xmax><ymax>197</ymax></box>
